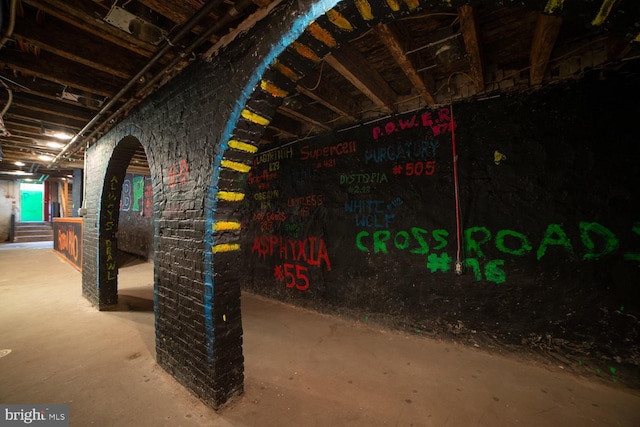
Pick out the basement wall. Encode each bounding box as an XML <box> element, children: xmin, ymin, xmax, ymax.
<box><xmin>239</xmin><ymin>68</ymin><xmax>640</xmax><ymax>385</ymax></box>
<box><xmin>79</xmin><ymin>0</ymin><xmax>640</xmax><ymax>407</ymax></box>
<box><xmin>0</xmin><ymin>180</ymin><xmax>19</xmax><ymax>241</ymax></box>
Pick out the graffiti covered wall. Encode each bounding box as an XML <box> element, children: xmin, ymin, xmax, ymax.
<box><xmin>240</xmin><ymin>69</ymin><xmax>640</xmax><ymax>378</ymax></box>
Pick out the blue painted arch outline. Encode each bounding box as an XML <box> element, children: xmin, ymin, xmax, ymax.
<box><xmin>203</xmin><ymin>0</ymin><xmax>639</xmax><ymax>363</ymax></box>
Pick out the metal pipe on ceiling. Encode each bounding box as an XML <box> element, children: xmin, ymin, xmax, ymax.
<box><xmin>0</xmin><ymin>0</ymin><xmax>18</xmax><ymax>49</ymax></box>
<box><xmin>55</xmin><ymin>0</ymin><xmax>255</xmax><ymax>162</ymax></box>
<box><xmin>49</xmin><ymin>0</ymin><xmax>226</xmax><ymax>167</ymax></box>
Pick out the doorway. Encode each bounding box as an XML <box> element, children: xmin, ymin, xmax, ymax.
<box><xmin>19</xmin><ymin>182</ymin><xmax>44</xmax><ymax>222</ymax></box>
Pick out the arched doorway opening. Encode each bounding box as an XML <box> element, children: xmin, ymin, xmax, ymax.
<box><xmin>96</xmin><ymin>136</ymin><xmax>155</xmax><ymax>312</ymax></box>
<box><xmin>201</xmin><ymin>0</ymin><xmax>639</xmax><ymax>406</ymax></box>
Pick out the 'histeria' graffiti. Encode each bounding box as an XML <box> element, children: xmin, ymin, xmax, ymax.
<box><xmin>356</xmin><ymin>221</ymin><xmax>640</xmax><ymax>283</ymax></box>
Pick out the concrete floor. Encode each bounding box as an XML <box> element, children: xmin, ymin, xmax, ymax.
<box><xmin>1</xmin><ymin>243</ymin><xmax>639</xmax><ymax>427</ymax></box>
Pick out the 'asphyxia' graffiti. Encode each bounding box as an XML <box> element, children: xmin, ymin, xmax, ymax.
<box><xmin>251</xmin><ymin>234</ymin><xmax>332</xmax><ymax>270</ymax></box>
<box><xmin>356</xmin><ymin>222</ymin><xmax>640</xmax><ymax>283</ymax></box>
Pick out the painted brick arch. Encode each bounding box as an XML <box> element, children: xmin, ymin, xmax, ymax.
<box><xmin>80</xmin><ymin>0</ymin><xmax>639</xmax><ymax>409</ymax></box>
<box><xmin>204</xmin><ymin>0</ymin><xmax>640</xmax><ymax>406</ymax></box>
<box><xmin>82</xmin><ymin>125</ymin><xmax>158</xmax><ymax>309</ymax></box>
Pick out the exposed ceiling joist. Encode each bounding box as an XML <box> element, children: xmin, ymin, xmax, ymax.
<box><xmin>12</xmin><ymin>17</ymin><xmax>143</xmax><ymax>80</ymax></box>
<box><xmin>375</xmin><ymin>22</ymin><xmax>436</xmax><ymax>106</ymax></box>
<box><xmin>458</xmin><ymin>5</ymin><xmax>485</xmax><ymax>92</ymax></box>
<box><xmin>0</xmin><ymin>49</ymin><xmax>123</xmax><ymax>98</ymax></box>
<box><xmin>297</xmin><ymin>69</ymin><xmax>360</xmax><ymax>121</ymax></box>
<box><xmin>278</xmin><ymin>105</ymin><xmax>332</xmax><ymax>131</ymax></box>
<box><xmin>324</xmin><ymin>45</ymin><xmax>398</xmax><ymax>114</ymax></box>
<box><xmin>21</xmin><ymin>0</ymin><xmax>157</xmax><ymax>57</ymax></box>
<box><xmin>1</xmin><ymin>2</ymin><xmax>634</xmax><ymax>181</ymax></box>
<box><xmin>529</xmin><ymin>13</ymin><xmax>563</xmax><ymax>86</ymax></box>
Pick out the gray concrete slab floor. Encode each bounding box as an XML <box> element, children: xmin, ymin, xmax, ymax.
<box><xmin>1</xmin><ymin>243</ymin><xmax>639</xmax><ymax>426</ymax></box>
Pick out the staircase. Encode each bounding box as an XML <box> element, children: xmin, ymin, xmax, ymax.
<box><xmin>13</xmin><ymin>222</ymin><xmax>54</xmax><ymax>243</ymax></box>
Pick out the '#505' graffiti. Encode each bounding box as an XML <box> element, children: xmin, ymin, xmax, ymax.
<box><xmin>356</xmin><ymin>221</ymin><xmax>640</xmax><ymax>283</ymax></box>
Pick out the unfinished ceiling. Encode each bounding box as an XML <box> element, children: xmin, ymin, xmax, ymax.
<box><xmin>1</xmin><ymin>0</ymin><xmax>638</xmax><ymax>181</ymax></box>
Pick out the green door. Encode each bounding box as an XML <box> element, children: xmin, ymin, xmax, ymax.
<box><xmin>20</xmin><ymin>183</ymin><xmax>44</xmax><ymax>222</ymax></box>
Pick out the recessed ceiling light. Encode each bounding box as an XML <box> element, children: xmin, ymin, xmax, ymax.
<box><xmin>43</xmin><ymin>129</ymin><xmax>74</xmax><ymax>140</ymax></box>
<box><xmin>38</xmin><ymin>154</ymin><xmax>54</xmax><ymax>162</ymax></box>
<box><xmin>14</xmin><ymin>161</ymin><xmax>25</xmax><ymax>167</ymax></box>
<box><xmin>1</xmin><ymin>170</ymin><xmax>32</xmax><ymax>176</ymax></box>
<box><xmin>46</xmin><ymin>141</ymin><xmax>65</xmax><ymax>148</ymax></box>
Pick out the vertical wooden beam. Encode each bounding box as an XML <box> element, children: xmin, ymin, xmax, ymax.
<box><xmin>458</xmin><ymin>5</ymin><xmax>485</xmax><ymax>92</ymax></box>
<box><xmin>530</xmin><ymin>14</ymin><xmax>563</xmax><ymax>86</ymax></box>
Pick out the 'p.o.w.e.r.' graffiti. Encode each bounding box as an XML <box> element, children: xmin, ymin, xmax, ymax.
<box><xmin>371</xmin><ymin>107</ymin><xmax>452</xmax><ymax>140</ymax></box>
<box><xmin>355</xmin><ymin>221</ymin><xmax>640</xmax><ymax>284</ymax></box>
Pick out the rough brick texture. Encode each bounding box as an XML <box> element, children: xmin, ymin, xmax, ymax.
<box><xmin>81</xmin><ymin>0</ymin><xmax>640</xmax><ymax>408</ymax></box>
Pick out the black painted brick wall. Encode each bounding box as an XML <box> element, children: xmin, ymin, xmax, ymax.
<box><xmin>81</xmin><ymin>0</ymin><xmax>305</xmax><ymax>407</ymax></box>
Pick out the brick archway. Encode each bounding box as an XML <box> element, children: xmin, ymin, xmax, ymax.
<box><xmin>202</xmin><ymin>0</ymin><xmax>640</xmax><ymax>407</ymax></box>
<box><xmin>83</xmin><ymin>130</ymin><xmax>158</xmax><ymax>310</ymax></box>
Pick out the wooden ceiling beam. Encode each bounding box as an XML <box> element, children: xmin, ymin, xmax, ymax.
<box><xmin>4</xmin><ymin>108</ymin><xmax>88</xmax><ymax>130</ymax></box>
<box><xmin>0</xmin><ymin>49</ymin><xmax>122</xmax><ymax>98</ymax></box>
<box><xmin>297</xmin><ymin>71</ymin><xmax>359</xmax><ymax>121</ymax></box>
<box><xmin>374</xmin><ymin>23</ymin><xmax>436</xmax><ymax>106</ymax></box>
<box><xmin>3</xmin><ymin>119</ymin><xmax>81</xmax><ymax>135</ymax></box>
<box><xmin>11</xmin><ymin>94</ymin><xmax>94</xmax><ymax>122</ymax></box>
<box><xmin>21</xmin><ymin>0</ymin><xmax>156</xmax><ymax>57</ymax></box>
<box><xmin>324</xmin><ymin>45</ymin><xmax>397</xmax><ymax>114</ymax></box>
<box><xmin>530</xmin><ymin>13</ymin><xmax>563</xmax><ymax>86</ymax></box>
<box><xmin>268</xmin><ymin>115</ymin><xmax>302</xmax><ymax>138</ymax></box>
<box><xmin>137</xmin><ymin>0</ymin><xmax>218</xmax><ymax>40</ymax></box>
<box><xmin>458</xmin><ymin>5</ymin><xmax>485</xmax><ymax>92</ymax></box>
<box><xmin>277</xmin><ymin>106</ymin><xmax>332</xmax><ymax>131</ymax></box>
<box><xmin>12</xmin><ymin>17</ymin><xmax>144</xmax><ymax>80</ymax></box>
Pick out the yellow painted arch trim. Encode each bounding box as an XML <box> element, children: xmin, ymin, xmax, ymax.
<box><xmin>307</xmin><ymin>22</ymin><xmax>337</xmax><ymax>48</ymax></box>
<box><xmin>217</xmin><ymin>191</ymin><xmax>245</xmax><ymax>202</ymax></box>
<box><xmin>273</xmin><ymin>61</ymin><xmax>300</xmax><ymax>82</ymax></box>
<box><xmin>221</xmin><ymin>159</ymin><xmax>251</xmax><ymax>173</ymax></box>
<box><xmin>592</xmin><ymin>0</ymin><xmax>616</xmax><ymax>26</ymax></box>
<box><xmin>403</xmin><ymin>0</ymin><xmax>419</xmax><ymax>11</ymax></box>
<box><xmin>212</xmin><ymin>243</ymin><xmax>241</xmax><ymax>253</ymax></box>
<box><xmin>292</xmin><ymin>41</ymin><xmax>321</xmax><ymax>63</ymax></box>
<box><xmin>213</xmin><ymin>221</ymin><xmax>242</xmax><ymax>231</ymax></box>
<box><xmin>355</xmin><ymin>0</ymin><xmax>374</xmax><ymax>20</ymax></box>
<box><xmin>544</xmin><ymin>0</ymin><xmax>564</xmax><ymax>14</ymax></box>
<box><xmin>241</xmin><ymin>109</ymin><xmax>270</xmax><ymax>126</ymax></box>
<box><xmin>228</xmin><ymin>139</ymin><xmax>258</xmax><ymax>154</ymax></box>
<box><xmin>326</xmin><ymin>9</ymin><xmax>354</xmax><ymax>31</ymax></box>
<box><xmin>260</xmin><ymin>80</ymin><xmax>289</xmax><ymax>98</ymax></box>
<box><xmin>385</xmin><ymin>0</ymin><xmax>400</xmax><ymax>12</ymax></box>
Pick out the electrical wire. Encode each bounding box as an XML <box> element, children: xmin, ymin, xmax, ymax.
<box><xmin>450</xmin><ymin>100</ymin><xmax>463</xmax><ymax>274</ymax></box>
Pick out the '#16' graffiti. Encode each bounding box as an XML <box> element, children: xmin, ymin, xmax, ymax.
<box><xmin>356</xmin><ymin>221</ymin><xmax>640</xmax><ymax>283</ymax></box>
